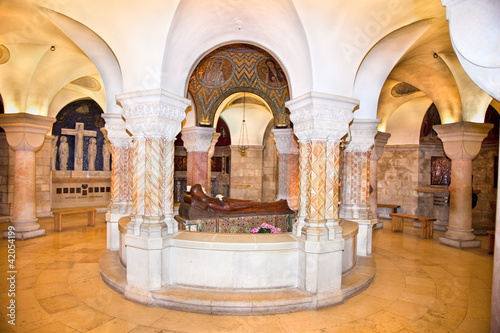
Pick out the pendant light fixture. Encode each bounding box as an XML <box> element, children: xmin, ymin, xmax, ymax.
<box><xmin>238</xmin><ymin>92</ymin><xmax>249</xmax><ymax>156</ymax></box>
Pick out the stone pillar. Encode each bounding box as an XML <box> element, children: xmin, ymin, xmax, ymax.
<box><xmin>103</xmin><ymin>114</ymin><xmax>132</xmax><ymax>250</ymax></box>
<box><xmin>182</xmin><ymin>126</ymin><xmax>215</xmax><ymax>192</ymax></box>
<box><xmin>434</xmin><ymin>121</ymin><xmax>492</xmax><ymax>249</ymax></box>
<box><xmin>272</xmin><ymin>128</ymin><xmax>299</xmax><ymax>211</ymax></box>
<box><xmin>207</xmin><ymin>132</ymin><xmax>221</xmax><ymax>194</ymax></box>
<box><xmin>370</xmin><ymin>132</ymin><xmax>391</xmax><ymax>229</ymax></box>
<box><xmin>339</xmin><ymin>119</ymin><xmax>379</xmax><ymax>256</ymax></box>
<box><xmin>287</xmin><ymin>92</ymin><xmax>355</xmax><ymax>301</ymax></box>
<box><xmin>293</xmin><ymin>139</ymin><xmax>310</xmax><ymax>236</ymax></box>
<box><xmin>118</xmin><ymin>90</ymin><xmax>189</xmax><ymax>294</ymax></box>
<box><xmin>0</xmin><ymin>114</ymin><xmax>55</xmax><ymax>240</ymax></box>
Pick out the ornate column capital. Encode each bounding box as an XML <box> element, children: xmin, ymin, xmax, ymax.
<box><xmin>272</xmin><ymin>128</ymin><xmax>298</xmax><ymax>155</ymax></box>
<box><xmin>371</xmin><ymin>131</ymin><xmax>391</xmax><ymax>161</ymax></box>
<box><xmin>0</xmin><ymin>113</ymin><xmax>55</xmax><ymax>151</ymax></box>
<box><xmin>102</xmin><ymin>114</ymin><xmax>131</xmax><ymax>147</ymax></box>
<box><xmin>434</xmin><ymin>121</ymin><xmax>493</xmax><ymax>160</ymax></box>
<box><xmin>181</xmin><ymin>126</ymin><xmax>216</xmax><ymax>152</ymax></box>
<box><xmin>118</xmin><ymin>89</ymin><xmax>190</xmax><ymax>139</ymax></box>
<box><xmin>345</xmin><ymin>119</ymin><xmax>381</xmax><ymax>152</ymax></box>
<box><xmin>286</xmin><ymin>92</ymin><xmax>357</xmax><ymax>141</ymax></box>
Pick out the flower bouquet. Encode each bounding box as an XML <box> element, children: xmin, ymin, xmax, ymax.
<box><xmin>250</xmin><ymin>222</ymin><xmax>281</xmax><ymax>233</ymax></box>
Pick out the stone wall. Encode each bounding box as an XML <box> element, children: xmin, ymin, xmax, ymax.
<box><xmin>229</xmin><ymin>145</ymin><xmax>264</xmax><ymax>201</ymax></box>
<box><xmin>0</xmin><ymin>134</ymin><xmax>10</xmax><ymax>215</ymax></box>
<box><xmin>377</xmin><ymin>142</ymin><xmax>497</xmax><ymax>230</ymax></box>
<box><xmin>262</xmin><ymin>133</ymin><xmax>277</xmax><ymax>202</ymax></box>
<box><xmin>472</xmin><ymin>142</ymin><xmax>497</xmax><ymax>229</ymax></box>
<box><xmin>377</xmin><ymin>145</ymin><xmax>419</xmax><ymax>214</ymax></box>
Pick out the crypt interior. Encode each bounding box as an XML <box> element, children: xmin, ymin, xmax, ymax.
<box><xmin>0</xmin><ymin>0</ymin><xmax>499</xmax><ymax>332</ymax></box>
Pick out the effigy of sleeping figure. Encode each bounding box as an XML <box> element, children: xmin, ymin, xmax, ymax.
<box><xmin>179</xmin><ymin>184</ymin><xmax>293</xmax><ymax>219</ymax></box>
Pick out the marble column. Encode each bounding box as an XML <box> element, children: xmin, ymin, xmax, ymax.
<box><xmin>182</xmin><ymin>126</ymin><xmax>215</xmax><ymax>192</ymax></box>
<box><xmin>339</xmin><ymin>119</ymin><xmax>379</xmax><ymax>256</ymax></box>
<box><xmin>118</xmin><ymin>90</ymin><xmax>189</xmax><ymax>294</ymax></box>
<box><xmin>103</xmin><ymin>114</ymin><xmax>132</xmax><ymax>250</ymax></box>
<box><xmin>272</xmin><ymin>128</ymin><xmax>299</xmax><ymax>211</ymax></box>
<box><xmin>434</xmin><ymin>121</ymin><xmax>492</xmax><ymax>249</ymax></box>
<box><xmin>0</xmin><ymin>113</ymin><xmax>55</xmax><ymax>240</ymax></box>
<box><xmin>293</xmin><ymin>139</ymin><xmax>310</xmax><ymax>237</ymax></box>
<box><xmin>287</xmin><ymin>92</ymin><xmax>355</xmax><ymax>300</ymax></box>
<box><xmin>370</xmin><ymin>132</ymin><xmax>391</xmax><ymax>229</ymax></box>
<box><xmin>207</xmin><ymin>132</ymin><xmax>221</xmax><ymax>195</ymax></box>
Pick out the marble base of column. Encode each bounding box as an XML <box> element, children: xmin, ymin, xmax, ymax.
<box><xmin>326</xmin><ymin>219</ymin><xmax>342</xmax><ymax>239</ymax></box>
<box><xmin>140</xmin><ymin>216</ymin><xmax>168</xmax><ymax>238</ymax></box>
<box><xmin>439</xmin><ymin>227</ymin><xmax>481</xmax><ymax>249</ymax></box>
<box><xmin>301</xmin><ymin>219</ymin><xmax>329</xmax><ymax>241</ymax></box>
<box><xmin>438</xmin><ymin>237</ymin><xmax>481</xmax><ymax>249</ymax></box>
<box><xmin>2</xmin><ymin>227</ymin><xmax>45</xmax><ymax>240</ymax></box>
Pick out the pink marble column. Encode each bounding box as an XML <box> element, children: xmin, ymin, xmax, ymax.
<box><xmin>370</xmin><ymin>132</ymin><xmax>391</xmax><ymax>228</ymax></box>
<box><xmin>294</xmin><ymin>139</ymin><xmax>310</xmax><ymax>236</ymax></box>
<box><xmin>339</xmin><ymin>119</ymin><xmax>380</xmax><ymax>220</ymax></box>
<box><xmin>182</xmin><ymin>126</ymin><xmax>215</xmax><ymax>192</ymax></box>
<box><xmin>272</xmin><ymin>128</ymin><xmax>299</xmax><ymax>211</ymax></box>
<box><xmin>0</xmin><ymin>114</ymin><xmax>55</xmax><ymax>239</ymax></box>
<box><xmin>207</xmin><ymin>132</ymin><xmax>221</xmax><ymax>193</ymax></box>
<box><xmin>287</xmin><ymin>92</ymin><xmax>356</xmax><ymax>295</ymax></box>
<box><xmin>325</xmin><ymin>139</ymin><xmax>342</xmax><ymax>239</ymax></box>
<box><xmin>287</xmin><ymin>92</ymin><xmax>356</xmax><ymax>241</ymax></box>
<box><xmin>434</xmin><ymin>121</ymin><xmax>493</xmax><ymax>248</ymax></box>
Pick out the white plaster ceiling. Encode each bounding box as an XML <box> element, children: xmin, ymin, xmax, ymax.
<box><xmin>0</xmin><ymin>0</ymin><xmax>497</xmax><ymax>146</ymax></box>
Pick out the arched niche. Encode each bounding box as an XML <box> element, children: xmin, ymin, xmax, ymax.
<box><xmin>188</xmin><ymin>44</ymin><xmax>290</xmax><ymax>128</ymax></box>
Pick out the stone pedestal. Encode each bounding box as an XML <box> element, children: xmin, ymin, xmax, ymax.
<box><xmin>272</xmin><ymin>128</ymin><xmax>299</xmax><ymax>211</ymax></box>
<box><xmin>0</xmin><ymin>113</ymin><xmax>55</xmax><ymax>239</ymax></box>
<box><xmin>370</xmin><ymin>131</ymin><xmax>391</xmax><ymax>229</ymax></box>
<box><xmin>287</xmin><ymin>92</ymin><xmax>356</xmax><ymax>296</ymax></box>
<box><xmin>119</xmin><ymin>89</ymin><xmax>190</xmax><ymax>291</ymax></box>
<box><xmin>434</xmin><ymin>121</ymin><xmax>492</xmax><ymax>249</ymax></box>
<box><xmin>182</xmin><ymin>126</ymin><xmax>215</xmax><ymax>192</ymax></box>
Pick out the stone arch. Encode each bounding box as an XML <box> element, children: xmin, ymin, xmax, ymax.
<box><xmin>188</xmin><ymin>44</ymin><xmax>290</xmax><ymax>128</ymax></box>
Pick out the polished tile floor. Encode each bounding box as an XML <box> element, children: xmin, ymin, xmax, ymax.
<box><xmin>0</xmin><ymin>214</ymin><xmax>493</xmax><ymax>332</ymax></box>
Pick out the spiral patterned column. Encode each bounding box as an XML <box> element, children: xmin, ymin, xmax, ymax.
<box><xmin>110</xmin><ymin>145</ymin><xmax>122</xmax><ymax>203</ymax></box>
<box><xmin>294</xmin><ymin>139</ymin><xmax>310</xmax><ymax>236</ymax></box>
<box><xmin>325</xmin><ymin>140</ymin><xmax>342</xmax><ymax>239</ymax></box>
<box><xmin>130</xmin><ymin>137</ymin><xmax>146</xmax><ymax>234</ymax></box>
<box><xmin>145</xmin><ymin>137</ymin><xmax>164</xmax><ymax>217</ymax></box>
<box><xmin>126</xmin><ymin>145</ymin><xmax>134</xmax><ymax>204</ymax></box>
<box><xmin>163</xmin><ymin>139</ymin><xmax>176</xmax><ymax>233</ymax></box>
<box><xmin>302</xmin><ymin>140</ymin><xmax>328</xmax><ymax>241</ymax></box>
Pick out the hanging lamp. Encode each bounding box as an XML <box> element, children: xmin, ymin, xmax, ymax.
<box><xmin>238</xmin><ymin>92</ymin><xmax>249</xmax><ymax>156</ymax></box>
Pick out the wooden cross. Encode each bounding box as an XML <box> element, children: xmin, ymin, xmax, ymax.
<box><xmin>61</xmin><ymin>122</ymin><xmax>97</xmax><ymax>171</ymax></box>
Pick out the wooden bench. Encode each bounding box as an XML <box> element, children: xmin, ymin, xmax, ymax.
<box><xmin>389</xmin><ymin>213</ymin><xmax>436</xmax><ymax>239</ymax></box>
<box><xmin>53</xmin><ymin>208</ymin><xmax>96</xmax><ymax>232</ymax></box>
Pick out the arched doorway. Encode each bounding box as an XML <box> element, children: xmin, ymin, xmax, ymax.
<box><xmin>182</xmin><ymin>43</ymin><xmax>292</xmax><ymax>202</ymax></box>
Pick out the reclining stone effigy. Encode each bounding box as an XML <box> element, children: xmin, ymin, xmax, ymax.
<box><xmin>175</xmin><ymin>184</ymin><xmax>294</xmax><ymax>233</ymax></box>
